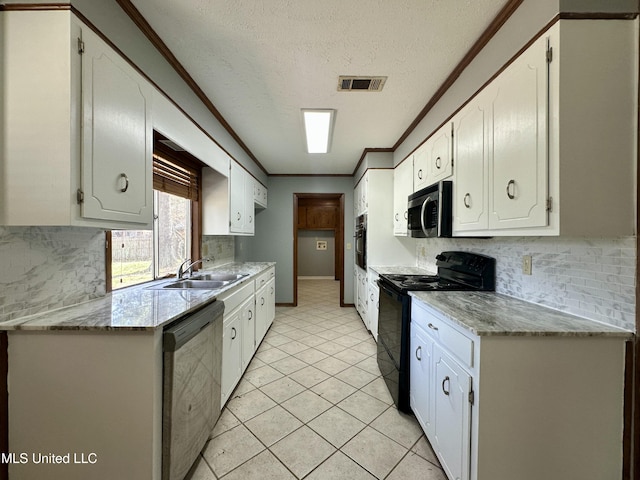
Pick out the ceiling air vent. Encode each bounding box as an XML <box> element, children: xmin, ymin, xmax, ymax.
<box><xmin>338</xmin><ymin>76</ymin><xmax>387</xmax><ymax>92</ymax></box>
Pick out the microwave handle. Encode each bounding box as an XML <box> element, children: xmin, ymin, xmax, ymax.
<box><xmin>420</xmin><ymin>196</ymin><xmax>433</xmax><ymax>237</ymax></box>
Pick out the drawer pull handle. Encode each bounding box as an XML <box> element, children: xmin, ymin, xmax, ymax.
<box><xmin>506</xmin><ymin>179</ymin><xmax>516</xmax><ymax>199</ymax></box>
<box><xmin>261</xmin><ymin>298</ymin><xmax>265</xmax><ymax>306</ymax></box>
<box><xmin>417</xmin><ymin>169</ymin><xmax>423</xmax><ymax>180</ymax></box>
<box><xmin>428</xmin><ymin>323</ymin><xmax>439</xmax><ymax>331</ymax></box>
<box><xmin>248</xmin><ymin>310</ymin><xmax>253</xmax><ymax>320</ymax></box>
<box><xmin>435</xmin><ymin>156</ymin><xmax>442</xmax><ymax>169</ymax></box>
<box><xmin>395</xmin><ymin>213</ymin><xmax>399</xmax><ymax>221</ymax></box>
<box><xmin>442</xmin><ymin>376</ymin><xmax>450</xmax><ymax>396</ymax></box>
<box><xmin>415</xmin><ymin>346</ymin><xmax>422</xmax><ymax>361</ymax></box>
<box><xmin>231</xmin><ymin>327</ymin><xmax>237</xmax><ymax>340</ymax></box>
<box><xmin>463</xmin><ymin>193</ymin><xmax>471</xmax><ymax>208</ymax></box>
<box><xmin>404</xmin><ymin>211</ymin><xmax>408</xmax><ymax>220</ymax></box>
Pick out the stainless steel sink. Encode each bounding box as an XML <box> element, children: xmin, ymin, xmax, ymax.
<box><xmin>162</xmin><ymin>280</ymin><xmax>227</xmax><ymax>289</ymax></box>
<box><xmin>159</xmin><ymin>272</ymin><xmax>249</xmax><ymax>290</ymax></box>
<box><xmin>191</xmin><ymin>273</ymin><xmax>248</xmax><ymax>282</ymax></box>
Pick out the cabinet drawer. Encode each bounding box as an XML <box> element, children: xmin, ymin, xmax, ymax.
<box><xmin>255</xmin><ymin>267</ymin><xmax>275</xmax><ymax>290</ymax></box>
<box><xmin>412</xmin><ymin>301</ymin><xmax>474</xmax><ymax>368</ymax></box>
<box><xmin>218</xmin><ymin>281</ymin><xmax>255</xmax><ymax>314</ymax></box>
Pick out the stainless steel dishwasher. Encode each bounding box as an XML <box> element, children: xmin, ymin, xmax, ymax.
<box><xmin>162</xmin><ymin>300</ymin><xmax>224</xmax><ymax>480</ymax></box>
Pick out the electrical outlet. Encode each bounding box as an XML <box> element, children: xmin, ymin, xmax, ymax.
<box><xmin>522</xmin><ymin>255</ymin><xmax>532</xmax><ymax>275</ymax></box>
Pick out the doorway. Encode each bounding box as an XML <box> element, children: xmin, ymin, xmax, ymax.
<box><xmin>293</xmin><ymin>193</ymin><xmax>345</xmax><ymax>307</ymax></box>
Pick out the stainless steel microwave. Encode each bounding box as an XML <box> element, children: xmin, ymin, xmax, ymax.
<box><xmin>407</xmin><ymin>181</ymin><xmax>453</xmax><ymax>238</ymax></box>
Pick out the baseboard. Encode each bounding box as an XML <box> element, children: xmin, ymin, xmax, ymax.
<box><xmin>297</xmin><ymin>276</ymin><xmax>335</xmax><ymax>280</ymax></box>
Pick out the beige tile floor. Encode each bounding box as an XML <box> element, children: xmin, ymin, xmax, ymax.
<box><xmin>187</xmin><ymin>279</ymin><xmax>446</xmax><ymax>480</ymax></box>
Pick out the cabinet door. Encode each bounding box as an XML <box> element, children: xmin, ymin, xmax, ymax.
<box><xmin>413</xmin><ymin>144</ymin><xmax>429</xmax><ymax>191</ymax></box>
<box><xmin>221</xmin><ymin>311</ymin><xmax>242</xmax><ymax>405</ymax></box>
<box><xmin>229</xmin><ymin>161</ymin><xmax>245</xmax><ymax>233</ymax></box>
<box><xmin>433</xmin><ymin>345</ymin><xmax>472</xmax><ymax>480</ymax></box>
<box><xmin>393</xmin><ymin>158</ymin><xmax>413</xmax><ymax>236</ymax></box>
<box><xmin>427</xmin><ymin>123</ymin><xmax>453</xmax><ymax>185</ymax></box>
<box><xmin>266</xmin><ymin>278</ymin><xmax>276</xmax><ymax>329</ymax></box>
<box><xmin>410</xmin><ymin>323</ymin><xmax>433</xmax><ymax>437</ymax></box>
<box><xmin>453</xmin><ymin>95</ymin><xmax>489</xmax><ymax>232</ymax></box>
<box><xmin>489</xmin><ymin>33</ymin><xmax>548</xmax><ymax>230</ymax></box>
<box><xmin>255</xmin><ymin>285</ymin><xmax>268</xmax><ymax>346</ymax></box>
<box><xmin>243</xmin><ymin>172</ymin><xmax>255</xmax><ymax>235</ymax></box>
<box><xmin>81</xmin><ymin>28</ymin><xmax>152</xmax><ymax>225</ymax></box>
<box><xmin>367</xmin><ymin>281</ymin><xmax>379</xmax><ymax>340</ymax></box>
<box><xmin>241</xmin><ymin>298</ymin><xmax>255</xmax><ymax>371</ymax></box>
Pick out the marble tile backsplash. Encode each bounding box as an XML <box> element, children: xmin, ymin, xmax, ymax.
<box><xmin>416</xmin><ymin>236</ymin><xmax>636</xmax><ymax>332</ymax></box>
<box><xmin>202</xmin><ymin>236</ymin><xmax>235</xmax><ymax>267</ymax></box>
<box><xmin>0</xmin><ymin>227</ymin><xmax>106</xmax><ymax>322</ymax></box>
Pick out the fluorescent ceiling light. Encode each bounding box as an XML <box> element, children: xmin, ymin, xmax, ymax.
<box><xmin>302</xmin><ymin>109</ymin><xmax>335</xmax><ymax>154</ymax></box>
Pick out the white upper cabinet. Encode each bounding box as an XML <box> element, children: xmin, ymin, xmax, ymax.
<box><xmin>202</xmin><ymin>160</ymin><xmax>256</xmax><ymax>236</ymax></box>
<box><xmin>453</xmin><ymin>91</ymin><xmax>490</xmax><ymax>233</ymax></box>
<box><xmin>426</xmin><ymin>124</ymin><xmax>453</xmax><ymax>186</ymax></box>
<box><xmin>0</xmin><ymin>10</ymin><xmax>152</xmax><ymax>228</ymax></box>
<box><xmin>393</xmin><ymin>157</ymin><xmax>413</xmax><ymax>236</ymax></box>
<box><xmin>254</xmin><ymin>180</ymin><xmax>268</xmax><ymax>208</ymax></box>
<box><xmin>413</xmin><ymin>143</ymin><xmax>429</xmax><ymax>191</ymax></box>
<box><xmin>414</xmin><ymin>123</ymin><xmax>453</xmax><ymax>192</ymax></box>
<box><xmin>452</xmin><ymin>20</ymin><xmax>636</xmax><ymax>237</ymax></box>
<box><xmin>488</xmin><ymin>31</ymin><xmax>548</xmax><ymax>231</ymax></box>
<box><xmin>80</xmin><ymin>27</ymin><xmax>153</xmax><ymax>224</ymax></box>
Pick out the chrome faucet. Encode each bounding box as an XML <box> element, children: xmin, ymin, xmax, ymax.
<box><xmin>177</xmin><ymin>257</ymin><xmax>211</xmax><ymax>279</ymax></box>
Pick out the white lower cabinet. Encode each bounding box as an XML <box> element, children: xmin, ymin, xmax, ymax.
<box><xmin>240</xmin><ymin>297</ymin><xmax>256</xmax><ymax>372</ymax></box>
<box><xmin>410</xmin><ymin>297</ymin><xmax>627</xmax><ymax>480</ymax></box>
<box><xmin>221</xmin><ymin>307</ymin><xmax>243</xmax><ymax>405</ymax></box>
<box><xmin>409</xmin><ymin>322</ymin><xmax>433</xmax><ymax>437</ymax></box>
<box><xmin>432</xmin><ymin>344</ymin><xmax>472</xmax><ymax>480</ymax></box>
<box><xmin>355</xmin><ymin>266</ymin><xmax>368</xmax><ymax>326</ymax></box>
<box><xmin>219</xmin><ymin>268</ymin><xmax>276</xmax><ymax>406</ymax></box>
<box><xmin>367</xmin><ymin>272</ymin><xmax>379</xmax><ymax>340</ymax></box>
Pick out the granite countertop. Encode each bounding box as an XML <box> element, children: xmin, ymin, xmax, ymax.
<box><xmin>0</xmin><ymin>262</ymin><xmax>275</xmax><ymax>332</ymax></box>
<box><xmin>410</xmin><ymin>291</ymin><xmax>632</xmax><ymax>338</ymax></box>
<box><xmin>368</xmin><ymin>265</ymin><xmax>436</xmax><ymax>276</ymax></box>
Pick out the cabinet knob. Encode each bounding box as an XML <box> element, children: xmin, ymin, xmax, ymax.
<box><xmin>463</xmin><ymin>193</ymin><xmax>471</xmax><ymax>208</ymax></box>
<box><xmin>415</xmin><ymin>346</ymin><xmax>422</xmax><ymax>361</ymax></box>
<box><xmin>231</xmin><ymin>327</ymin><xmax>237</xmax><ymax>340</ymax></box>
<box><xmin>435</xmin><ymin>156</ymin><xmax>442</xmax><ymax>169</ymax></box>
<box><xmin>506</xmin><ymin>179</ymin><xmax>516</xmax><ymax>200</ymax></box>
<box><xmin>119</xmin><ymin>173</ymin><xmax>129</xmax><ymax>193</ymax></box>
<box><xmin>442</xmin><ymin>376</ymin><xmax>450</xmax><ymax>396</ymax></box>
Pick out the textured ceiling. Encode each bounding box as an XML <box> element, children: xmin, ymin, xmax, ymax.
<box><xmin>129</xmin><ymin>0</ymin><xmax>509</xmax><ymax>175</ymax></box>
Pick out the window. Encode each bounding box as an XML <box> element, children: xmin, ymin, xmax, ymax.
<box><xmin>107</xmin><ymin>135</ymin><xmax>202</xmax><ymax>291</ymax></box>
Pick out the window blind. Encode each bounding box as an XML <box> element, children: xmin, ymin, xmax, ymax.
<box><xmin>153</xmin><ymin>153</ymin><xmax>200</xmax><ymax>201</ymax></box>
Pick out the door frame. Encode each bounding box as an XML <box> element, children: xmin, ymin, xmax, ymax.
<box><xmin>293</xmin><ymin>193</ymin><xmax>345</xmax><ymax>307</ymax></box>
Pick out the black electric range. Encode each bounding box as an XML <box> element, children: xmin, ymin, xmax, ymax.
<box><xmin>376</xmin><ymin>251</ymin><xmax>496</xmax><ymax>412</ymax></box>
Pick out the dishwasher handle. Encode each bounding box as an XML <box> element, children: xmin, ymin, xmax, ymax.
<box><xmin>163</xmin><ymin>300</ymin><xmax>225</xmax><ymax>352</ymax></box>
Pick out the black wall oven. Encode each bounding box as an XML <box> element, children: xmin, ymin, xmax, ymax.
<box><xmin>407</xmin><ymin>180</ymin><xmax>453</xmax><ymax>238</ymax></box>
<box><xmin>376</xmin><ymin>251</ymin><xmax>496</xmax><ymax>413</ymax></box>
<box><xmin>355</xmin><ymin>214</ymin><xmax>366</xmax><ymax>269</ymax></box>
